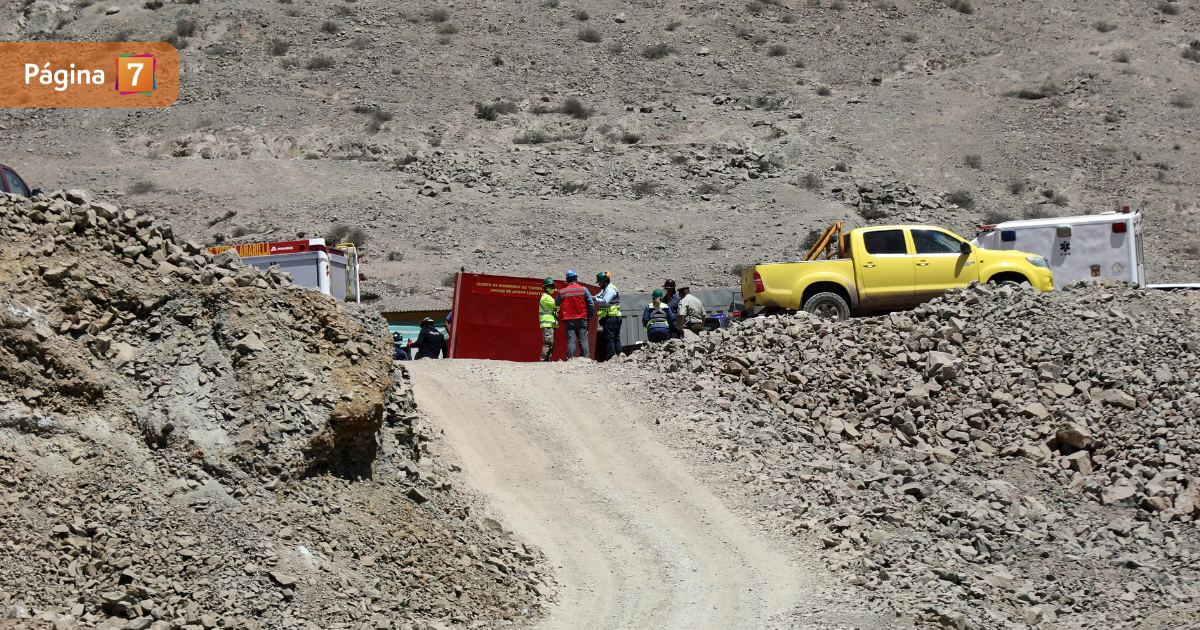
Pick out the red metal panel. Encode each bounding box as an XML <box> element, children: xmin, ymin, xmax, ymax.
<box><xmin>449</xmin><ymin>273</ymin><xmax>599</xmax><ymax>362</ymax></box>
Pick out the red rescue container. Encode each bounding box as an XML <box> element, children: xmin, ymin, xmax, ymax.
<box><xmin>448</xmin><ymin>273</ymin><xmax>599</xmax><ymax>362</ymax></box>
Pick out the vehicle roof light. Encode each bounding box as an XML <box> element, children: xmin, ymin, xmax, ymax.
<box><xmin>1055</xmin><ymin>226</ymin><xmax>1071</xmax><ymax>238</ymax></box>
<box><xmin>1112</xmin><ymin>222</ymin><xmax>1127</xmax><ymax>233</ymax></box>
<box><xmin>1122</xmin><ymin>205</ymin><xmax>1131</xmax><ymax>214</ymax></box>
<box><xmin>1000</xmin><ymin>230</ymin><xmax>1017</xmax><ymax>242</ymax></box>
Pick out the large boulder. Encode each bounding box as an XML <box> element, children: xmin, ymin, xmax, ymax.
<box><xmin>24</xmin><ymin>1</ymin><xmax>73</xmax><ymax>36</ymax></box>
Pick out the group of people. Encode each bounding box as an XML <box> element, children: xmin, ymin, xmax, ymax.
<box><xmin>391</xmin><ymin>317</ymin><xmax>447</xmax><ymax>361</ymax></box>
<box><xmin>539</xmin><ymin>271</ymin><xmax>707</xmax><ymax>362</ymax></box>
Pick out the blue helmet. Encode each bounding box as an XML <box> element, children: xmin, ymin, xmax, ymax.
<box><xmin>566</xmin><ymin>269</ymin><xmax>578</xmax><ymax>280</ymax></box>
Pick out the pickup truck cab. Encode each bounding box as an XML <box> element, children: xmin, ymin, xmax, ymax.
<box><xmin>741</xmin><ymin>224</ymin><xmax>1053</xmax><ymax>320</ymax></box>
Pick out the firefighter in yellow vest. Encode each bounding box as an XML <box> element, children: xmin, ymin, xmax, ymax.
<box><xmin>539</xmin><ymin>277</ymin><xmax>559</xmax><ymax>361</ymax></box>
<box><xmin>593</xmin><ymin>271</ymin><xmax>622</xmax><ymax>362</ymax></box>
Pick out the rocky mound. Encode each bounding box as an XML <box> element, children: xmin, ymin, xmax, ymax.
<box><xmin>623</xmin><ymin>281</ymin><xmax>1200</xmax><ymax>629</ymax></box>
<box><xmin>0</xmin><ymin>190</ymin><xmax>551</xmax><ymax>629</ymax></box>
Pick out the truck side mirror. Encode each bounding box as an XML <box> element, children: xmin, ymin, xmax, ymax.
<box><xmin>960</xmin><ymin>241</ymin><xmax>972</xmax><ymax>255</ymax></box>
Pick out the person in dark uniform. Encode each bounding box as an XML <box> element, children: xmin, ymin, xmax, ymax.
<box><xmin>413</xmin><ymin>317</ymin><xmax>446</xmax><ymax>359</ymax></box>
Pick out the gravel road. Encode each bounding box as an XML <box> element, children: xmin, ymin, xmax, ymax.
<box><xmin>409</xmin><ymin>359</ymin><xmax>811</xmax><ymax>630</ymax></box>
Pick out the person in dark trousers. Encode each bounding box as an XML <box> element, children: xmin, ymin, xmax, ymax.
<box><xmin>555</xmin><ymin>270</ymin><xmax>595</xmax><ymax>359</ymax></box>
<box><xmin>592</xmin><ymin>271</ymin><xmax>622</xmax><ymax>362</ymax></box>
<box><xmin>661</xmin><ymin>279</ymin><xmax>681</xmax><ymax>337</ymax></box>
<box><xmin>413</xmin><ymin>317</ymin><xmax>446</xmax><ymax>359</ymax></box>
<box><xmin>392</xmin><ymin>331</ymin><xmax>410</xmax><ymax>361</ymax></box>
<box><xmin>643</xmin><ymin>289</ymin><xmax>676</xmax><ymax>344</ymax></box>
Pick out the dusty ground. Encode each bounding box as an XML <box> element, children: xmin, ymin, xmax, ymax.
<box><xmin>3</xmin><ymin>0</ymin><xmax>1200</xmax><ymax>310</ymax></box>
<box><xmin>409</xmin><ymin>359</ymin><xmax>898</xmax><ymax>629</ymax></box>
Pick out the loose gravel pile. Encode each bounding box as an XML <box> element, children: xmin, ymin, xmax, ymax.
<box><xmin>0</xmin><ymin>189</ymin><xmax>551</xmax><ymax>630</ymax></box>
<box><xmin>622</xmin><ymin>281</ymin><xmax>1200</xmax><ymax>629</ymax></box>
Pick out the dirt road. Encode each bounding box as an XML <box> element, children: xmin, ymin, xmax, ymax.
<box><xmin>409</xmin><ymin>360</ymin><xmax>813</xmax><ymax>630</ymax></box>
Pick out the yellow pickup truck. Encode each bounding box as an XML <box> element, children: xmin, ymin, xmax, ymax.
<box><xmin>741</xmin><ymin>223</ymin><xmax>1053</xmax><ymax>320</ymax></box>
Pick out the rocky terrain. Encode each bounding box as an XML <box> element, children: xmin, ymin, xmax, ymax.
<box><xmin>0</xmin><ymin>188</ymin><xmax>553</xmax><ymax>629</ymax></box>
<box><xmin>621</xmin><ymin>280</ymin><xmax>1200</xmax><ymax>628</ymax></box>
<box><xmin>2</xmin><ymin>0</ymin><xmax>1199</xmax><ymax>308</ymax></box>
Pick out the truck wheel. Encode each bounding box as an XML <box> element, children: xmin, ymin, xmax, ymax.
<box><xmin>803</xmin><ymin>292</ymin><xmax>850</xmax><ymax>321</ymax></box>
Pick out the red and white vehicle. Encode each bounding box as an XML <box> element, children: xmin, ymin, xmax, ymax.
<box><xmin>0</xmin><ymin>164</ymin><xmax>34</xmax><ymax>198</ymax></box>
<box><xmin>207</xmin><ymin>238</ymin><xmax>361</xmax><ymax>302</ymax></box>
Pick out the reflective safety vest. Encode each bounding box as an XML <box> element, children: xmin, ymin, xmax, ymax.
<box><xmin>597</xmin><ymin>284</ymin><xmax>621</xmax><ymax>318</ymax></box>
<box><xmin>558</xmin><ymin>283</ymin><xmax>590</xmax><ymax>321</ymax></box>
<box><xmin>539</xmin><ymin>292</ymin><xmax>558</xmax><ymax>328</ymax></box>
<box><xmin>645</xmin><ymin>303</ymin><xmax>671</xmax><ymax>329</ymax></box>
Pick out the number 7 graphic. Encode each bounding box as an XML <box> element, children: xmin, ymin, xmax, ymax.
<box><xmin>115</xmin><ymin>54</ymin><xmax>157</xmax><ymax>95</ymax></box>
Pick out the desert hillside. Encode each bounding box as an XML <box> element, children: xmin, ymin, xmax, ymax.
<box><xmin>3</xmin><ymin>0</ymin><xmax>1199</xmax><ymax>303</ymax></box>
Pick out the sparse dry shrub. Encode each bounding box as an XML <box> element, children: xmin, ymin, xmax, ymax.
<box><xmin>475</xmin><ymin>101</ymin><xmax>518</xmax><ymax>120</ymax></box>
<box><xmin>902</xmin><ymin>32</ymin><xmax>918</xmax><ymax>43</ymax></box>
<box><xmin>175</xmin><ymin>19</ymin><xmax>198</xmax><ymax>37</ymax></box>
<box><xmin>1170</xmin><ymin>95</ymin><xmax>1195</xmax><ymax>109</ymax></box>
<box><xmin>965</xmin><ymin>154</ymin><xmax>983</xmax><ymax>169</ymax></box>
<box><xmin>1095</xmin><ymin>21</ymin><xmax>1117</xmax><ymax>33</ymax></box>
<box><xmin>666</xmin><ymin>20</ymin><xmax>682</xmax><ymax>31</ymax></box>
<box><xmin>945</xmin><ymin>0</ymin><xmax>972</xmax><ymax>14</ymax></box>
<box><xmin>632</xmin><ymin>181</ymin><xmax>660</xmax><ymax>198</ymax></box>
<box><xmin>320</xmin><ymin>20</ymin><xmax>340</xmax><ymax>34</ymax></box>
<box><xmin>268</xmin><ymin>38</ymin><xmax>290</xmax><ymax>55</ymax></box>
<box><xmin>1023</xmin><ymin>205</ymin><xmax>1052</xmax><ymax>219</ymax></box>
<box><xmin>947</xmin><ymin>189</ymin><xmax>975</xmax><ymax>209</ymax></box>
<box><xmin>800</xmin><ymin>173</ymin><xmax>822</xmax><ymax>191</ymax></box>
<box><xmin>816</xmin><ymin>86</ymin><xmax>832</xmax><ymax>96</ymax></box>
<box><xmin>642</xmin><ymin>43</ymin><xmax>677</xmax><ymax>59</ymax></box>
<box><xmin>767</xmin><ymin>44</ymin><xmax>787</xmax><ymax>57</ymax></box>
<box><xmin>1159</xmin><ymin>2</ymin><xmax>1179</xmax><ymax>16</ymax></box>
<box><xmin>983</xmin><ymin>209</ymin><xmax>1012</xmax><ymax>224</ymax></box>
<box><xmin>307</xmin><ymin>56</ymin><xmax>334</xmax><ymax>70</ymax></box>
<box><xmin>858</xmin><ymin>204</ymin><xmax>888</xmax><ymax>220</ymax></box>
<box><xmin>578</xmin><ymin>27</ymin><xmax>601</xmax><ymax>42</ymax></box>
<box><xmin>427</xmin><ymin>7</ymin><xmax>449</xmax><ymax>22</ymax></box>
<box><xmin>128</xmin><ymin>181</ymin><xmax>157</xmax><ymax>195</ymax></box>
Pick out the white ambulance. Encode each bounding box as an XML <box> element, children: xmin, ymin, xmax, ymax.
<box><xmin>972</xmin><ymin>209</ymin><xmax>1145</xmax><ymax>290</ymax></box>
<box><xmin>207</xmin><ymin>238</ymin><xmax>361</xmax><ymax>302</ymax></box>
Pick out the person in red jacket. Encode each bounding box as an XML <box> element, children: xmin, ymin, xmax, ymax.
<box><xmin>554</xmin><ymin>270</ymin><xmax>595</xmax><ymax>359</ymax></box>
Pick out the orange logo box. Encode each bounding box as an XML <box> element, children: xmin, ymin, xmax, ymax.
<box><xmin>0</xmin><ymin>42</ymin><xmax>178</xmax><ymax>107</ymax></box>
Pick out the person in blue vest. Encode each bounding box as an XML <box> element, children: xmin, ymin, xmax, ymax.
<box><xmin>642</xmin><ymin>289</ymin><xmax>676</xmax><ymax>344</ymax></box>
<box><xmin>413</xmin><ymin>317</ymin><xmax>446</xmax><ymax>359</ymax></box>
<box><xmin>593</xmin><ymin>271</ymin><xmax>622</xmax><ymax>362</ymax></box>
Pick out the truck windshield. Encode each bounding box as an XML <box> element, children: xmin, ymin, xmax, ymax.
<box><xmin>911</xmin><ymin>229</ymin><xmax>962</xmax><ymax>255</ymax></box>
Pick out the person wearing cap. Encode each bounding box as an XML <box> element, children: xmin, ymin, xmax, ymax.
<box><xmin>642</xmin><ymin>289</ymin><xmax>675</xmax><ymax>344</ymax></box>
<box><xmin>676</xmin><ymin>286</ymin><xmax>706</xmax><ymax>336</ymax></box>
<box><xmin>538</xmin><ymin>277</ymin><xmax>559</xmax><ymax>362</ymax></box>
<box><xmin>555</xmin><ymin>270</ymin><xmax>594</xmax><ymax>359</ymax></box>
<box><xmin>392</xmin><ymin>331</ymin><xmax>410</xmax><ymax>361</ymax></box>
<box><xmin>592</xmin><ymin>271</ymin><xmax>622</xmax><ymax>362</ymax></box>
<box><xmin>413</xmin><ymin>317</ymin><xmax>446</xmax><ymax>359</ymax></box>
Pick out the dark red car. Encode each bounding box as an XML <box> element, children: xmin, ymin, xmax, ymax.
<box><xmin>0</xmin><ymin>164</ymin><xmax>33</xmax><ymax>198</ymax></box>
